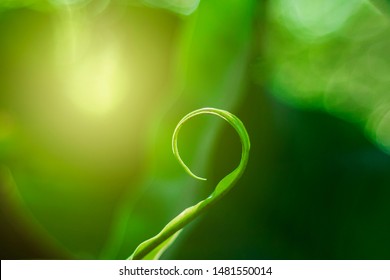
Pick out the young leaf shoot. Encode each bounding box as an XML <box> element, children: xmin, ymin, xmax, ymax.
<box><xmin>128</xmin><ymin>108</ymin><xmax>250</xmax><ymax>260</ymax></box>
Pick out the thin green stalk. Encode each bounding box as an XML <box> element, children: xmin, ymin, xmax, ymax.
<box><xmin>128</xmin><ymin>107</ymin><xmax>250</xmax><ymax>260</ymax></box>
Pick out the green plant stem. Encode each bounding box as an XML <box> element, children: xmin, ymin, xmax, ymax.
<box><xmin>128</xmin><ymin>107</ymin><xmax>250</xmax><ymax>260</ymax></box>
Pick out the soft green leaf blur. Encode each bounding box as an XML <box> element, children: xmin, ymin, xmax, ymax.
<box><xmin>266</xmin><ymin>0</ymin><xmax>390</xmax><ymax>153</ymax></box>
<box><xmin>1</xmin><ymin>0</ymin><xmax>390</xmax><ymax>259</ymax></box>
<box><xmin>136</xmin><ymin>0</ymin><xmax>200</xmax><ymax>15</ymax></box>
<box><xmin>370</xmin><ymin>0</ymin><xmax>390</xmax><ymax>15</ymax></box>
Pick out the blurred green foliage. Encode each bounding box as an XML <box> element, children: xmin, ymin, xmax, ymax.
<box><xmin>1</xmin><ymin>0</ymin><xmax>390</xmax><ymax>259</ymax></box>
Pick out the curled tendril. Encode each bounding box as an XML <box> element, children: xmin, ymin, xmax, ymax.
<box><xmin>128</xmin><ymin>107</ymin><xmax>250</xmax><ymax>260</ymax></box>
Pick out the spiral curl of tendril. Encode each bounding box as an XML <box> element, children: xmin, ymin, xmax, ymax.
<box><xmin>129</xmin><ymin>107</ymin><xmax>250</xmax><ymax>260</ymax></box>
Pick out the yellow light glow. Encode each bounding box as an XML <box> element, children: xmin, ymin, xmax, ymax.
<box><xmin>66</xmin><ymin>43</ymin><xmax>126</xmax><ymax>115</ymax></box>
<box><xmin>54</xmin><ymin>4</ymin><xmax>129</xmax><ymax>115</ymax></box>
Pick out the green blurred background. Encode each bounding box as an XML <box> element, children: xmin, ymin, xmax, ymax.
<box><xmin>1</xmin><ymin>0</ymin><xmax>390</xmax><ymax>259</ymax></box>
